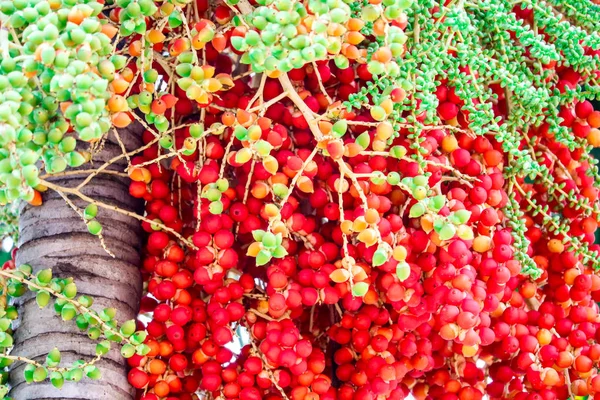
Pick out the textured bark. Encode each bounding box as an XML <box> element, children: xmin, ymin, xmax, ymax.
<box><xmin>10</xmin><ymin>125</ymin><xmax>144</xmax><ymax>400</ymax></box>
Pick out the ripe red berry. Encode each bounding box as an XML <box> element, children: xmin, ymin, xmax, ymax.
<box><xmin>128</xmin><ymin>368</ymin><xmax>150</xmax><ymax>389</ymax></box>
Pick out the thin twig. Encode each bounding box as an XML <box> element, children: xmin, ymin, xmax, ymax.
<box><xmin>41</xmin><ymin>180</ymin><xmax>196</xmax><ymax>249</ymax></box>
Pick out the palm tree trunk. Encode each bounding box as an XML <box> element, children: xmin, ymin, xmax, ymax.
<box><xmin>10</xmin><ymin>125</ymin><xmax>144</xmax><ymax>400</ymax></box>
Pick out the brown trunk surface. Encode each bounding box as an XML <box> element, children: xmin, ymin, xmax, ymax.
<box><xmin>10</xmin><ymin>126</ymin><xmax>144</xmax><ymax>400</ymax></box>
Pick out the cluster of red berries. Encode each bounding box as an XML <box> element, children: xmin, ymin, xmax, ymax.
<box><xmin>112</xmin><ymin>2</ymin><xmax>600</xmax><ymax>400</ymax></box>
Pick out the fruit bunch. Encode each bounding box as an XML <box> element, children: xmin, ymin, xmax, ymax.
<box><xmin>4</xmin><ymin>0</ymin><xmax>600</xmax><ymax>399</ymax></box>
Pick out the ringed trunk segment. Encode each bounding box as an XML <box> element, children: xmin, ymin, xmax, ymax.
<box><xmin>10</xmin><ymin>125</ymin><xmax>144</xmax><ymax>400</ymax></box>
